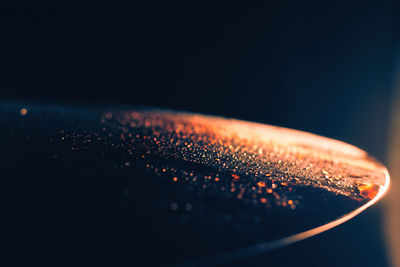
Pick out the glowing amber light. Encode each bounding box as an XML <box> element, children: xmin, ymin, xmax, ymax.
<box><xmin>20</xmin><ymin>108</ymin><xmax>27</xmax><ymax>116</ymax></box>
<box><xmin>356</xmin><ymin>182</ymin><xmax>380</xmax><ymax>199</ymax></box>
<box><xmin>110</xmin><ymin>110</ymin><xmax>389</xmax><ymax>200</ymax></box>
<box><xmin>0</xmin><ymin>102</ymin><xmax>390</xmax><ymax>266</ymax></box>
<box><xmin>231</xmin><ymin>174</ymin><xmax>240</xmax><ymax>180</ymax></box>
<box><xmin>103</xmin><ymin>109</ymin><xmax>390</xmax><ymax>263</ymax></box>
<box><xmin>257</xmin><ymin>181</ymin><xmax>266</xmax><ymax>187</ymax></box>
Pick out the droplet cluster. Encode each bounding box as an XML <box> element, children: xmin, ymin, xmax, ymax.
<box><xmin>2</xmin><ymin>103</ymin><xmax>388</xmax><ymax>262</ymax></box>
<box><xmin>100</xmin><ymin>109</ymin><xmax>386</xmax><ymax>208</ymax></box>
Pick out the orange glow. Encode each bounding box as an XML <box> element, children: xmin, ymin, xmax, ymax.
<box><xmin>231</xmin><ymin>174</ymin><xmax>240</xmax><ymax>180</ymax></box>
<box><xmin>356</xmin><ymin>182</ymin><xmax>380</xmax><ymax>199</ymax></box>
<box><xmin>257</xmin><ymin>181</ymin><xmax>266</xmax><ymax>187</ymax></box>
<box><xmin>237</xmin><ymin>188</ymin><xmax>245</xmax><ymax>200</ymax></box>
<box><xmin>172</xmin><ymin>177</ymin><xmax>178</xmax><ymax>182</ymax></box>
<box><xmin>206</xmin><ymin>168</ymin><xmax>390</xmax><ymax>264</ymax></box>
<box><xmin>111</xmin><ymin>110</ymin><xmax>388</xmax><ymax>204</ymax></box>
<box><xmin>20</xmin><ymin>108</ymin><xmax>27</xmax><ymax>116</ymax></box>
<box><xmin>105</xmin><ymin>109</ymin><xmax>390</xmax><ymax>264</ymax></box>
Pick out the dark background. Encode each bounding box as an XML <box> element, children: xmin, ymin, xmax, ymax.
<box><xmin>1</xmin><ymin>1</ymin><xmax>399</xmax><ymax>266</ymax></box>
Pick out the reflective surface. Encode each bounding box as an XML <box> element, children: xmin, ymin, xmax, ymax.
<box><xmin>0</xmin><ymin>102</ymin><xmax>389</xmax><ymax>266</ymax></box>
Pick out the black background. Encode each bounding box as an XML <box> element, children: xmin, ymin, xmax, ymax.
<box><xmin>2</xmin><ymin>1</ymin><xmax>399</xmax><ymax>161</ymax></box>
<box><xmin>1</xmin><ymin>1</ymin><xmax>399</xmax><ymax>266</ymax></box>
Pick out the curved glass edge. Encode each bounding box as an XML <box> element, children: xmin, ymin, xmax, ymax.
<box><xmin>180</xmin><ymin>167</ymin><xmax>390</xmax><ymax>266</ymax></box>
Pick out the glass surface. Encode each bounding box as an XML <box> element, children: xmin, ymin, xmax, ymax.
<box><xmin>0</xmin><ymin>102</ymin><xmax>389</xmax><ymax>265</ymax></box>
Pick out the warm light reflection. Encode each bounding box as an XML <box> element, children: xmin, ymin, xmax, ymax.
<box><xmin>355</xmin><ymin>182</ymin><xmax>380</xmax><ymax>199</ymax></box>
<box><xmin>1</xmin><ymin>102</ymin><xmax>390</xmax><ymax>265</ymax></box>
<box><xmin>101</xmin><ymin>109</ymin><xmax>390</xmax><ymax>264</ymax></box>
<box><xmin>20</xmin><ymin>108</ymin><xmax>27</xmax><ymax>116</ymax></box>
<box><xmin>108</xmin><ymin>110</ymin><xmax>388</xmax><ymax>202</ymax></box>
<box><xmin>201</xmin><ymin>168</ymin><xmax>390</xmax><ymax>265</ymax></box>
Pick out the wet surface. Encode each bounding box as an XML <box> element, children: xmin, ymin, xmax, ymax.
<box><xmin>0</xmin><ymin>102</ymin><xmax>388</xmax><ymax>266</ymax></box>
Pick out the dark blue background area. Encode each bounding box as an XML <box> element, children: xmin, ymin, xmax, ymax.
<box><xmin>0</xmin><ymin>1</ymin><xmax>399</xmax><ymax>266</ymax></box>
<box><xmin>2</xmin><ymin>2</ymin><xmax>399</xmax><ymax>161</ymax></box>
